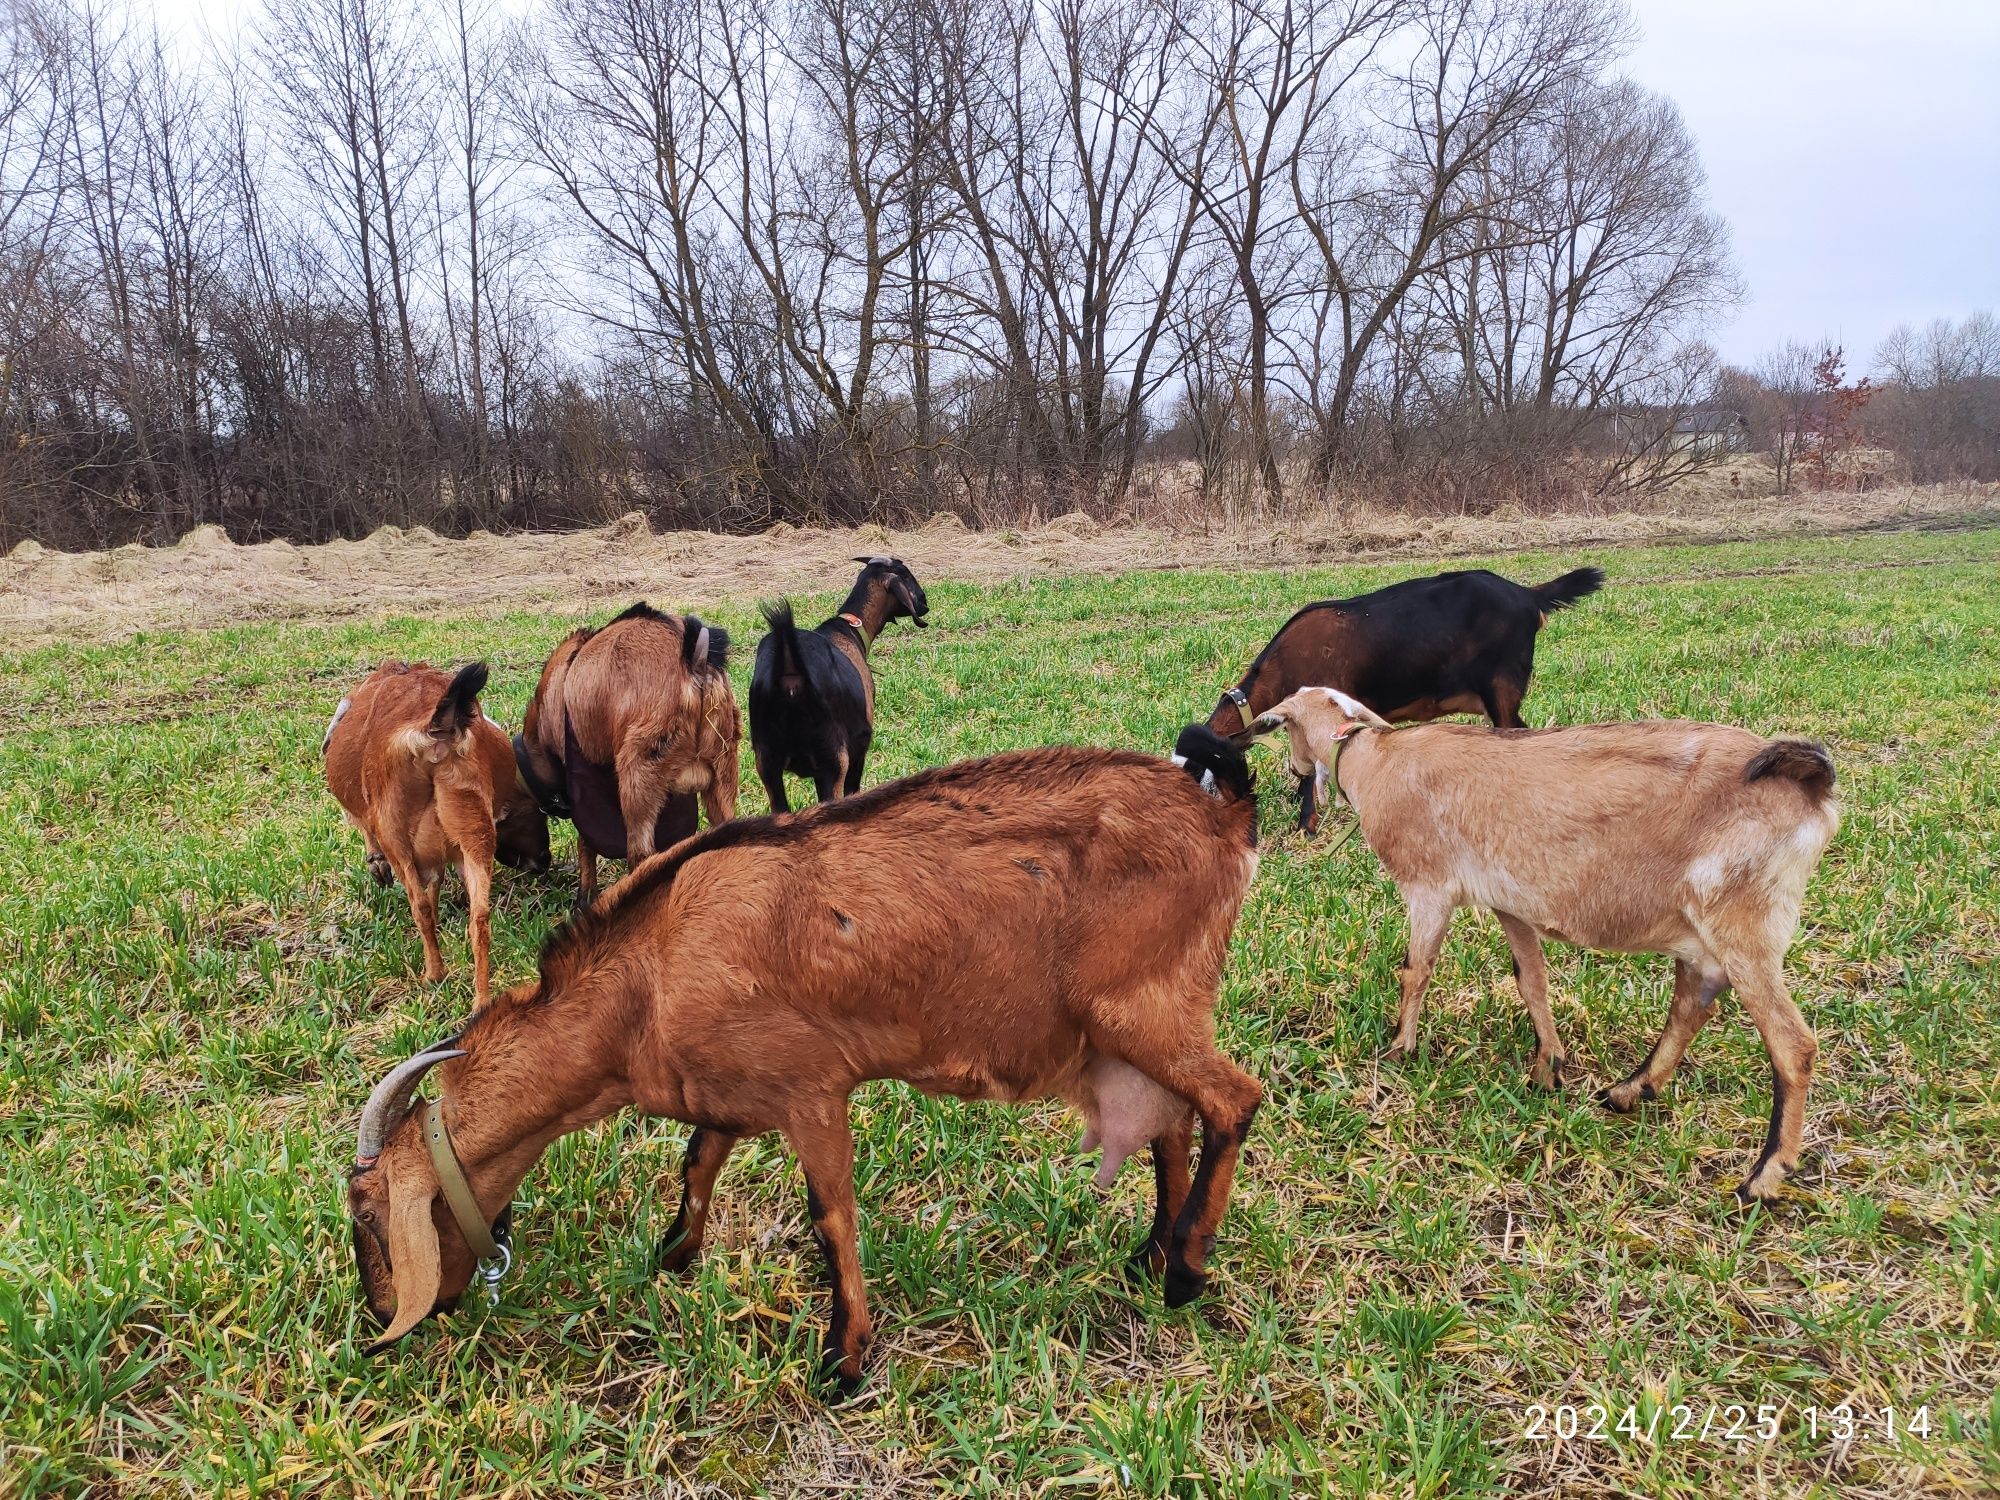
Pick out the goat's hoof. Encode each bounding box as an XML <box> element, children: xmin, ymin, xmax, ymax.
<box><xmin>1380</xmin><ymin>1041</ymin><xmax>1411</xmax><ymax>1063</ymax></box>
<box><xmin>1163</xmin><ymin>1264</ymin><xmax>1209</xmax><ymax>1309</ymax></box>
<box><xmin>1123</xmin><ymin>1242</ymin><xmax>1166</xmax><ymax>1285</ymax></box>
<box><xmin>819</xmin><ymin>1350</ymin><xmax>869</xmax><ymax>1401</ymax></box>
<box><xmin>1597</xmin><ymin>1080</ymin><xmax>1654</xmax><ymax>1114</ymax></box>
<box><xmin>1734</xmin><ymin>1167</ymin><xmax>1791</xmax><ymax>1207</ymax></box>
<box><xmin>1529</xmin><ymin>1055</ymin><xmax>1567</xmax><ymax>1091</ymax></box>
<box><xmin>654</xmin><ymin>1231</ymin><xmax>698</xmax><ymax>1276</ymax></box>
<box><xmin>365</xmin><ymin>855</ymin><xmax>392</xmax><ymax>886</ymax></box>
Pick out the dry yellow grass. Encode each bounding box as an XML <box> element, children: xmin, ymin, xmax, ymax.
<box><xmin>3</xmin><ymin>482</ymin><xmax>1993</xmax><ymax>645</ymax></box>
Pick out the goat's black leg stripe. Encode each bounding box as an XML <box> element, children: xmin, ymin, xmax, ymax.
<box><xmin>1741</xmin><ymin>1072</ymin><xmax>1792</xmax><ymax>1198</ymax></box>
<box><xmin>1165</xmin><ymin>1104</ymin><xmax>1258</xmax><ymax>1306</ymax></box>
<box><xmin>1125</xmin><ymin>1139</ymin><xmax>1175</xmax><ymax>1280</ymax></box>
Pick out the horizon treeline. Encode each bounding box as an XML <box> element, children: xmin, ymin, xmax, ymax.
<box><xmin>2</xmin><ymin>0</ymin><xmax>1994</xmax><ymax>549</ymax></box>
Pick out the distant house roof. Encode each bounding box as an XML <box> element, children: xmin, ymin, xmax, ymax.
<box><xmin>1674</xmin><ymin>410</ymin><xmax>1748</xmax><ymax>435</ymax></box>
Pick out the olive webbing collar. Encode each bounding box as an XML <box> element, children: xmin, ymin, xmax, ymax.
<box><xmin>422</xmin><ymin>1099</ymin><xmax>513</xmax><ymax>1297</ymax></box>
<box><xmin>1318</xmin><ymin>718</ymin><xmax>1404</xmax><ymax>857</ymax></box>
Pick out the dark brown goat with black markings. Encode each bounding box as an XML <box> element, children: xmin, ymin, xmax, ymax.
<box><xmin>1208</xmin><ymin>566</ymin><xmax>1603</xmax><ymax>832</ymax></box>
<box><xmin>516</xmin><ymin>603</ymin><xmax>739</xmax><ymax>904</ymax></box>
<box><xmin>346</xmin><ymin>727</ymin><xmax>1260</xmax><ymax>1394</ymax></box>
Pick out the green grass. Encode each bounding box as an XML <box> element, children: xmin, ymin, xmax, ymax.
<box><xmin>2</xmin><ymin>527</ymin><xmax>1996</xmax><ymax>1496</ymax></box>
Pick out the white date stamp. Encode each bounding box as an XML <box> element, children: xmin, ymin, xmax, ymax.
<box><xmin>1519</xmin><ymin>1402</ymin><xmax>1942</xmax><ymax>1446</ymax></box>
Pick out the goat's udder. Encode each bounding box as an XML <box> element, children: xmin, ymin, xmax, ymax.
<box><xmin>1076</xmin><ymin>1056</ymin><xmax>1185</xmax><ymax>1190</ymax></box>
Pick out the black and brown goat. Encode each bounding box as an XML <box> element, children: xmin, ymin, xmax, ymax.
<box><xmin>515</xmin><ymin>603</ymin><xmax>739</xmax><ymax>904</ymax></box>
<box><xmin>347</xmin><ymin>728</ymin><xmax>1261</xmax><ymax>1394</ymax></box>
<box><xmin>749</xmin><ymin>556</ymin><xmax>929</xmax><ymax>810</ymax></box>
<box><xmin>1207</xmin><ymin>566</ymin><xmax>1603</xmax><ymax>832</ymax></box>
<box><xmin>323</xmin><ymin>662</ymin><xmax>550</xmax><ymax>1007</ymax></box>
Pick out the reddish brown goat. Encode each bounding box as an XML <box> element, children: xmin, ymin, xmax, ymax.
<box><xmin>516</xmin><ymin>603</ymin><xmax>739</xmax><ymax>904</ymax></box>
<box><xmin>323</xmin><ymin>662</ymin><xmax>550</xmax><ymax>1007</ymax></box>
<box><xmin>346</xmin><ymin>728</ymin><xmax>1261</xmax><ymax>1394</ymax></box>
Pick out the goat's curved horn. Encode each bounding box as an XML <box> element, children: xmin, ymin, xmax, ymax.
<box><xmin>355</xmin><ymin>1049</ymin><xmax>465</xmax><ymax>1162</ymax></box>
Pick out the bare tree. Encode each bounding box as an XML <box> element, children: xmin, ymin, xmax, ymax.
<box><xmin>1875</xmin><ymin>310</ymin><xmax>2000</xmax><ymax>481</ymax></box>
<box><xmin>262</xmin><ymin>0</ymin><xmax>439</xmax><ymax>417</ymax></box>
<box><xmin>1171</xmin><ymin>0</ymin><xmax>1400</xmax><ymax>505</ymax></box>
<box><xmin>1291</xmin><ymin>0</ymin><xmax>1629</xmax><ymax>487</ymax></box>
<box><xmin>1751</xmin><ymin>339</ymin><xmax>1822</xmax><ymax>496</ymax></box>
<box><xmin>4</xmin><ymin>0</ymin><xmax>1789</xmax><ymax>543</ymax></box>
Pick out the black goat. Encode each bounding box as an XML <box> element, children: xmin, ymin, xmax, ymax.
<box><xmin>750</xmin><ymin>557</ymin><xmax>930</xmax><ymax>811</ymax></box>
<box><xmin>1208</xmin><ymin>565</ymin><xmax>1604</xmax><ymax>833</ymax></box>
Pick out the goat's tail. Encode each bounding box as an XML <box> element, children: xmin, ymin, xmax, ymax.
<box><xmin>1745</xmin><ymin>738</ymin><xmax>1835</xmax><ymax>803</ymax></box>
<box><xmin>759</xmin><ymin>599</ymin><xmax>819</xmax><ymax>701</ymax></box>
<box><xmin>1172</xmin><ymin>723</ymin><xmax>1254</xmax><ymax>802</ymax></box>
<box><xmin>1532</xmin><ymin>566</ymin><xmax>1605</xmax><ymax>613</ymax></box>
<box><xmin>427</xmin><ymin>661</ymin><xmax>488</xmax><ymax>744</ymax></box>
<box><xmin>680</xmin><ymin>613</ymin><xmax>729</xmax><ymax>676</ymax></box>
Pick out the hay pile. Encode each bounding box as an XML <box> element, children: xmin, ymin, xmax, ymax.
<box><xmin>3</xmin><ymin>482</ymin><xmax>1993</xmax><ymax>644</ymax></box>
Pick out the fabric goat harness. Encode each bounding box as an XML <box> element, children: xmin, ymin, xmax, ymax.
<box><xmin>1317</xmin><ymin>719</ymin><xmax>1388</xmax><ymax>857</ymax></box>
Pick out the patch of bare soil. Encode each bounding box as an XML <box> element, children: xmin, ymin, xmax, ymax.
<box><xmin>2</xmin><ymin>484</ymin><xmax>1994</xmax><ymax>645</ymax></box>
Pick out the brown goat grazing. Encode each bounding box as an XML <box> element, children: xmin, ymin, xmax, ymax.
<box><xmin>323</xmin><ymin>662</ymin><xmax>551</xmax><ymax>1007</ymax></box>
<box><xmin>1246</xmin><ymin>687</ymin><xmax>1839</xmax><ymax>1203</ymax></box>
<box><xmin>1208</xmin><ymin>567</ymin><xmax>1603</xmax><ymax>834</ymax></box>
<box><xmin>516</xmin><ymin>603</ymin><xmax>739</xmax><ymax>904</ymax></box>
<box><xmin>346</xmin><ymin>728</ymin><xmax>1262</xmax><ymax>1394</ymax></box>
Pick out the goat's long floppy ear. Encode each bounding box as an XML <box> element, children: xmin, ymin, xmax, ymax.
<box><xmin>367</xmin><ymin>1165</ymin><xmax>443</xmax><ymax>1352</ymax></box>
<box><xmin>1241</xmin><ymin>709</ymin><xmax>1288</xmax><ymax>741</ymax></box>
<box><xmin>887</xmin><ymin>574</ymin><xmax>928</xmax><ymax>626</ymax></box>
<box><xmin>1326</xmin><ymin>688</ymin><xmax>1391</xmax><ymax>729</ymax></box>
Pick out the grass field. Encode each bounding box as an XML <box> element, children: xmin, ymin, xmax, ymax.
<box><xmin>2</xmin><ymin>527</ymin><xmax>1996</xmax><ymax>1497</ymax></box>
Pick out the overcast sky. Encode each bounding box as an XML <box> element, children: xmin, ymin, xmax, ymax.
<box><xmin>1621</xmin><ymin>0</ymin><xmax>2000</xmax><ymax>368</ymax></box>
<box><xmin>160</xmin><ymin>0</ymin><xmax>1999</xmax><ymax>374</ymax></box>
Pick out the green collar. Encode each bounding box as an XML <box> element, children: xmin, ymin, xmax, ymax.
<box><xmin>1324</xmin><ymin>723</ymin><xmax>1367</xmax><ymax>807</ymax></box>
<box><xmin>1318</xmin><ymin>722</ymin><xmax>1392</xmax><ymax>856</ymax></box>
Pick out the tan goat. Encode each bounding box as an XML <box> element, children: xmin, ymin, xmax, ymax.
<box><xmin>1246</xmin><ymin>686</ymin><xmax>1839</xmax><ymax>1202</ymax></box>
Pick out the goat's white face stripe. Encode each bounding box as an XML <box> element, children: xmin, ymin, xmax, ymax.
<box><xmin>323</xmin><ymin>697</ymin><xmax>351</xmax><ymax>753</ymax></box>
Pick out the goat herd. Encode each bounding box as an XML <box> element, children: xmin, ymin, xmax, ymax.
<box><xmin>330</xmin><ymin>556</ymin><xmax>1840</xmax><ymax>1394</ymax></box>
